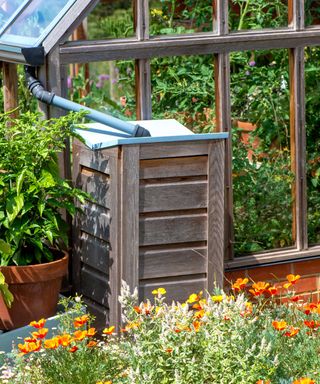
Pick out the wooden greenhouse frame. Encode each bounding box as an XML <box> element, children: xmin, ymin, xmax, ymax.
<box><xmin>2</xmin><ymin>0</ymin><xmax>320</xmax><ymax>323</ymax></box>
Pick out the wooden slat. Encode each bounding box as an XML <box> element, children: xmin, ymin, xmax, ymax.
<box><xmin>79</xmin><ymin>202</ymin><xmax>110</xmax><ymax>242</ymax></box>
<box><xmin>140</xmin><ymin>213</ymin><xmax>207</xmax><ymax>246</ymax></box>
<box><xmin>81</xmin><ymin>266</ymin><xmax>109</xmax><ymax>307</ymax></box>
<box><xmin>135</xmin><ymin>59</ymin><xmax>152</xmax><ymax>119</ymax></box>
<box><xmin>140</xmin><ymin>141</ymin><xmax>209</xmax><ymax>159</ymax></box>
<box><xmin>80</xmin><ymin>232</ymin><xmax>109</xmax><ymax>274</ymax></box>
<box><xmin>121</xmin><ymin>145</ymin><xmax>140</xmax><ymax>294</ymax></box>
<box><xmin>140</xmin><ymin>156</ymin><xmax>207</xmax><ymax>179</ymax></box>
<box><xmin>207</xmin><ymin>141</ymin><xmax>225</xmax><ymax>290</ymax></box>
<box><xmin>60</xmin><ymin>30</ymin><xmax>320</xmax><ymax>64</ymax></box>
<box><xmin>82</xmin><ymin>297</ymin><xmax>109</xmax><ymax>330</ymax></box>
<box><xmin>289</xmin><ymin>47</ymin><xmax>307</xmax><ymax>250</ymax></box>
<box><xmin>140</xmin><ymin>246</ymin><xmax>207</xmax><ymax>279</ymax></box>
<box><xmin>79</xmin><ymin>167</ymin><xmax>111</xmax><ymax>208</ymax></box>
<box><xmin>73</xmin><ymin>140</ymin><xmax>111</xmax><ymax>175</ymax></box>
<box><xmin>2</xmin><ymin>62</ymin><xmax>18</xmax><ymax>116</ymax></box>
<box><xmin>213</xmin><ymin>0</ymin><xmax>228</xmax><ymax>35</ymax></box>
<box><xmin>107</xmin><ymin>151</ymin><xmax>122</xmax><ymax>327</ymax></box>
<box><xmin>214</xmin><ymin>53</ymin><xmax>232</xmax><ymax>261</ymax></box>
<box><xmin>140</xmin><ymin>181</ymin><xmax>207</xmax><ymax>212</ymax></box>
<box><xmin>288</xmin><ymin>0</ymin><xmax>304</xmax><ymax>30</ymax></box>
<box><xmin>140</xmin><ymin>277</ymin><xmax>206</xmax><ymax>303</ymax></box>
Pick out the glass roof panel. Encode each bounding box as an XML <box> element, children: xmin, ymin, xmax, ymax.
<box><xmin>0</xmin><ymin>0</ymin><xmax>75</xmax><ymax>46</ymax></box>
<box><xmin>0</xmin><ymin>0</ymin><xmax>28</xmax><ymax>32</ymax></box>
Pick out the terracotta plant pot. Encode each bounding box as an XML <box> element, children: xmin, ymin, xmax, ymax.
<box><xmin>0</xmin><ymin>251</ymin><xmax>68</xmax><ymax>330</ymax></box>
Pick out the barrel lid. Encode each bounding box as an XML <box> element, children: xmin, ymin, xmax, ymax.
<box><xmin>75</xmin><ymin>119</ymin><xmax>228</xmax><ymax>150</ymax></box>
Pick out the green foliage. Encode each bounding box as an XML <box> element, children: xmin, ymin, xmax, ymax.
<box><xmin>4</xmin><ymin>283</ymin><xmax>320</xmax><ymax>383</ymax></box>
<box><xmin>0</xmin><ymin>111</ymin><xmax>89</xmax><ymax>267</ymax></box>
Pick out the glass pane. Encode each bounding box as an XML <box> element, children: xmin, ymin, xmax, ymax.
<box><xmin>305</xmin><ymin>47</ymin><xmax>320</xmax><ymax>244</ymax></box>
<box><xmin>1</xmin><ymin>0</ymin><xmax>74</xmax><ymax>44</ymax></box>
<box><xmin>68</xmin><ymin>60</ymin><xmax>136</xmax><ymax>120</ymax></box>
<box><xmin>151</xmin><ymin>54</ymin><xmax>215</xmax><ymax>132</ymax></box>
<box><xmin>0</xmin><ymin>0</ymin><xmax>26</xmax><ymax>30</ymax></box>
<box><xmin>230</xmin><ymin>49</ymin><xmax>293</xmax><ymax>255</ymax></box>
<box><xmin>229</xmin><ymin>0</ymin><xmax>288</xmax><ymax>32</ymax></box>
<box><xmin>88</xmin><ymin>0</ymin><xmax>134</xmax><ymax>39</ymax></box>
<box><xmin>150</xmin><ymin>0</ymin><xmax>213</xmax><ymax>36</ymax></box>
<box><xmin>305</xmin><ymin>1</ymin><xmax>320</xmax><ymax>27</ymax></box>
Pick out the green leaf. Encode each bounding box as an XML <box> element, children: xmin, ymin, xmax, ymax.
<box><xmin>0</xmin><ymin>276</ymin><xmax>14</xmax><ymax>308</ymax></box>
<box><xmin>6</xmin><ymin>194</ymin><xmax>24</xmax><ymax>223</ymax></box>
<box><xmin>16</xmin><ymin>169</ymin><xmax>26</xmax><ymax>195</ymax></box>
<box><xmin>0</xmin><ymin>239</ymin><xmax>12</xmax><ymax>255</ymax></box>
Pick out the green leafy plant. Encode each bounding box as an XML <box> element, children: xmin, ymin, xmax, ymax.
<box><xmin>0</xmin><ymin>111</ymin><xmax>89</xmax><ymax>269</ymax></box>
<box><xmin>3</xmin><ymin>278</ymin><xmax>320</xmax><ymax>383</ymax></box>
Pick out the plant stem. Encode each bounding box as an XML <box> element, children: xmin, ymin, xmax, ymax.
<box><xmin>238</xmin><ymin>0</ymin><xmax>251</xmax><ymax>31</ymax></box>
<box><xmin>169</xmin><ymin>0</ymin><xmax>176</xmax><ymax>29</ymax></box>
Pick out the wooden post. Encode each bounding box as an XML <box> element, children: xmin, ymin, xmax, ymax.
<box><xmin>2</xmin><ymin>62</ymin><xmax>18</xmax><ymax>117</ymax></box>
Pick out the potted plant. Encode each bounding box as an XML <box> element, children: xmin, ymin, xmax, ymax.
<box><xmin>0</xmin><ymin>110</ymin><xmax>89</xmax><ymax>330</ymax></box>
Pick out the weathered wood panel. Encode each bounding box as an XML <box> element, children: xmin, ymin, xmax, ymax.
<box><xmin>140</xmin><ymin>277</ymin><xmax>206</xmax><ymax>302</ymax></box>
<box><xmin>140</xmin><ymin>181</ymin><xmax>207</xmax><ymax>212</ymax></box>
<box><xmin>139</xmin><ymin>212</ymin><xmax>207</xmax><ymax>246</ymax></box>
<box><xmin>140</xmin><ymin>246</ymin><xmax>207</xmax><ymax>279</ymax></box>
<box><xmin>140</xmin><ymin>156</ymin><xmax>207</xmax><ymax>179</ymax></box>
<box><xmin>78</xmin><ymin>202</ymin><xmax>110</xmax><ymax>242</ymax></box>
<box><xmin>80</xmin><ymin>232</ymin><xmax>109</xmax><ymax>274</ymax></box>
<box><xmin>74</xmin><ymin>140</ymin><xmax>111</xmax><ymax>174</ymax></box>
<box><xmin>121</xmin><ymin>145</ymin><xmax>140</xmax><ymax>295</ymax></box>
<box><xmin>80</xmin><ymin>265</ymin><xmax>109</xmax><ymax>307</ymax></box>
<box><xmin>79</xmin><ymin>166</ymin><xmax>111</xmax><ymax>208</ymax></box>
<box><xmin>207</xmin><ymin>141</ymin><xmax>225</xmax><ymax>289</ymax></box>
<box><xmin>82</xmin><ymin>297</ymin><xmax>109</xmax><ymax>329</ymax></box>
<box><xmin>140</xmin><ymin>142</ymin><xmax>209</xmax><ymax>159</ymax></box>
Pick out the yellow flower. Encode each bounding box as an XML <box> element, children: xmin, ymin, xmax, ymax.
<box><xmin>152</xmin><ymin>287</ymin><xmax>166</xmax><ymax>296</ymax></box>
<box><xmin>211</xmin><ymin>295</ymin><xmax>223</xmax><ymax>302</ymax></box>
<box><xmin>103</xmin><ymin>326</ymin><xmax>115</xmax><ymax>335</ymax></box>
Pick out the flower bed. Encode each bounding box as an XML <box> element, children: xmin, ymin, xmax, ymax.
<box><xmin>1</xmin><ymin>276</ymin><xmax>320</xmax><ymax>383</ymax></box>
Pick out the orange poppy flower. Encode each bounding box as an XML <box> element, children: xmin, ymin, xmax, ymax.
<box><xmin>266</xmin><ymin>286</ymin><xmax>278</xmax><ymax>296</ymax></box>
<box><xmin>73</xmin><ymin>330</ymin><xmax>87</xmax><ymax>341</ymax></box>
<box><xmin>292</xmin><ymin>378</ymin><xmax>315</xmax><ymax>384</ymax></box>
<box><xmin>194</xmin><ymin>309</ymin><xmax>205</xmax><ymax>319</ymax></box>
<box><xmin>87</xmin><ymin>327</ymin><xmax>96</xmax><ymax>337</ymax></box>
<box><xmin>29</xmin><ymin>318</ymin><xmax>46</xmax><ymax>329</ymax></box>
<box><xmin>186</xmin><ymin>291</ymin><xmax>203</xmax><ymax>304</ymax></box>
<box><xmin>249</xmin><ymin>282</ymin><xmax>270</xmax><ymax>296</ymax></box>
<box><xmin>272</xmin><ymin>320</ymin><xmax>287</xmax><ymax>331</ymax></box>
<box><xmin>304</xmin><ymin>320</ymin><xmax>320</xmax><ymax>329</ymax></box>
<box><xmin>256</xmin><ymin>380</ymin><xmax>271</xmax><ymax>384</ymax></box>
<box><xmin>165</xmin><ymin>348</ymin><xmax>173</xmax><ymax>353</ymax></box>
<box><xmin>24</xmin><ymin>337</ymin><xmax>37</xmax><ymax>343</ymax></box>
<box><xmin>44</xmin><ymin>338</ymin><xmax>60</xmax><ymax>349</ymax></box>
<box><xmin>18</xmin><ymin>340</ymin><xmax>41</xmax><ymax>355</ymax></box>
<box><xmin>232</xmin><ymin>278</ymin><xmax>249</xmax><ymax>292</ymax></box>
<box><xmin>69</xmin><ymin>346</ymin><xmax>78</xmax><ymax>353</ymax></box>
<box><xmin>73</xmin><ymin>314</ymin><xmax>89</xmax><ymax>328</ymax></box>
<box><xmin>32</xmin><ymin>328</ymin><xmax>48</xmax><ymax>339</ymax></box>
<box><xmin>303</xmin><ymin>303</ymin><xmax>318</xmax><ymax>315</ymax></box>
<box><xmin>87</xmin><ymin>340</ymin><xmax>97</xmax><ymax>348</ymax></box>
<box><xmin>103</xmin><ymin>326</ymin><xmax>115</xmax><ymax>335</ymax></box>
<box><xmin>284</xmin><ymin>326</ymin><xmax>300</xmax><ymax>337</ymax></box>
<box><xmin>290</xmin><ymin>295</ymin><xmax>301</xmax><ymax>302</ymax></box>
<box><xmin>283</xmin><ymin>274</ymin><xmax>301</xmax><ymax>289</ymax></box>
<box><xmin>192</xmin><ymin>320</ymin><xmax>203</xmax><ymax>332</ymax></box>
<box><xmin>57</xmin><ymin>334</ymin><xmax>72</xmax><ymax>347</ymax></box>
<box><xmin>134</xmin><ymin>302</ymin><xmax>153</xmax><ymax>316</ymax></box>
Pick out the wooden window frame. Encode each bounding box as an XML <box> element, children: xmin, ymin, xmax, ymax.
<box><xmin>53</xmin><ymin>0</ymin><xmax>320</xmax><ymax>267</ymax></box>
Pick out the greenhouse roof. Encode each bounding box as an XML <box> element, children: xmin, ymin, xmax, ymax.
<box><xmin>0</xmin><ymin>0</ymin><xmax>96</xmax><ymax>65</ymax></box>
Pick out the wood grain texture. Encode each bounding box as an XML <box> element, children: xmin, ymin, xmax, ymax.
<box><xmin>79</xmin><ymin>166</ymin><xmax>111</xmax><ymax>208</ymax></box>
<box><xmin>81</xmin><ymin>265</ymin><xmax>109</xmax><ymax>306</ymax></box>
<box><xmin>135</xmin><ymin>59</ymin><xmax>152</xmax><ymax>119</ymax></box>
<box><xmin>78</xmin><ymin>202</ymin><xmax>110</xmax><ymax>242</ymax></box>
<box><xmin>73</xmin><ymin>140</ymin><xmax>111</xmax><ymax>174</ymax></box>
<box><xmin>108</xmin><ymin>150</ymin><xmax>122</xmax><ymax>327</ymax></box>
<box><xmin>140</xmin><ymin>141</ymin><xmax>209</xmax><ymax>159</ymax></box>
<box><xmin>82</xmin><ymin>297</ymin><xmax>109</xmax><ymax>330</ymax></box>
<box><xmin>140</xmin><ymin>181</ymin><xmax>207</xmax><ymax>212</ymax></box>
<box><xmin>80</xmin><ymin>232</ymin><xmax>109</xmax><ymax>274</ymax></box>
<box><xmin>140</xmin><ymin>213</ymin><xmax>207</xmax><ymax>246</ymax></box>
<box><xmin>140</xmin><ymin>156</ymin><xmax>207</xmax><ymax>179</ymax></box>
<box><xmin>3</xmin><ymin>62</ymin><xmax>18</xmax><ymax>116</ymax></box>
<box><xmin>140</xmin><ymin>246</ymin><xmax>207</xmax><ymax>279</ymax></box>
<box><xmin>121</xmin><ymin>145</ymin><xmax>140</xmax><ymax>295</ymax></box>
<box><xmin>207</xmin><ymin>141</ymin><xmax>225</xmax><ymax>289</ymax></box>
<box><xmin>140</xmin><ymin>277</ymin><xmax>206</xmax><ymax>302</ymax></box>
<box><xmin>60</xmin><ymin>30</ymin><xmax>320</xmax><ymax>64</ymax></box>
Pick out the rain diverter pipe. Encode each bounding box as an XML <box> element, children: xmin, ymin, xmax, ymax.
<box><xmin>25</xmin><ymin>66</ymin><xmax>151</xmax><ymax>138</ymax></box>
